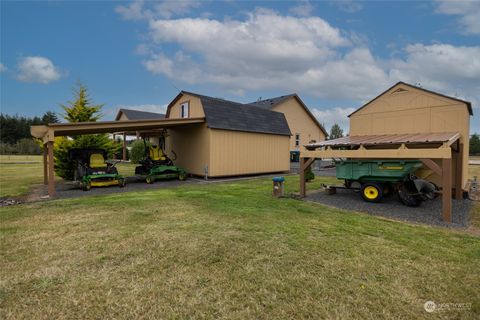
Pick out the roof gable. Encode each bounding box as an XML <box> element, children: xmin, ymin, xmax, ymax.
<box><xmin>249</xmin><ymin>94</ymin><xmax>327</xmax><ymax>136</ymax></box>
<box><xmin>349</xmin><ymin>82</ymin><xmax>473</xmax><ymax>117</ymax></box>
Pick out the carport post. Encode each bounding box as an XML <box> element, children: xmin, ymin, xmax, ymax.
<box><xmin>299</xmin><ymin>157</ymin><xmax>315</xmax><ymax>197</ymax></box>
<box><xmin>122</xmin><ymin>132</ymin><xmax>127</xmax><ymax>161</ymax></box>
<box><xmin>454</xmin><ymin>143</ymin><xmax>463</xmax><ymax>200</ymax></box>
<box><xmin>47</xmin><ymin>141</ymin><xmax>55</xmax><ymax>197</ymax></box>
<box><xmin>442</xmin><ymin>157</ymin><xmax>452</xmax><ymax>222</ymax></box>
<box><xmin>43</xmin><ymin>145</ymin><xmax>48</xmax><ymax>185</ymax></box>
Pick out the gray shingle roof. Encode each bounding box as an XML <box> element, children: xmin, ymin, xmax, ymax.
<box><xmin>179</xmin><ymin>91</ymin><xmax>291</xmax><ymax>136</ymax></box>
<box><xmin>116</xmin><ymin>108</ymin><xmax>165</xmax><ymax>121</ymax></box>
<box><xmin>248</xmin><ymin>94</ymin><xmax>296</xmax><ymax>109</ymax></box>
<box><xmin>250</xmin><ymin>94</ymin><xmax>327</xmax><ymax>136</ymax></box>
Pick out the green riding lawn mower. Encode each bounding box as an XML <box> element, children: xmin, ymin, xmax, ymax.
<box><xmin>69</xmin><ymin>148</ymin><xmax>126</xmax><ymax>191</ymax></box>
<box><xmin>134</xmin><ymin>133</ymin><xmax>187</xmax><ymax>184</ymax></box>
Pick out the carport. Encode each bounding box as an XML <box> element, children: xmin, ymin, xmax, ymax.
<box><xmin>299</xmin><ymin>132</ymin><xmax>463</xmax><ymax>222</ymax></box>
<box><xmin>30</xmin><ymin>117</ymin><xmax>205</xmax><ymax>197</ymax></box>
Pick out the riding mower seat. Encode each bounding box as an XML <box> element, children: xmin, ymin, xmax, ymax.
<box><xmin>86</xmin><ymin>152</ymin><xmax>118</xmax><ymax>175</ymax></box>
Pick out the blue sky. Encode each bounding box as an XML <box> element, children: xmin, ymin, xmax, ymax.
<box><xmin>1</xmin><ymin>0</ymin><xmax>479</xmax><ymax>132</ymax></box>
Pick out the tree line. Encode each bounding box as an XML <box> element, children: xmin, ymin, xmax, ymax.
<box><xmin>0</xmin><ymin>112</ymin><xmax>59</xmax><ymax>154</ymax></box>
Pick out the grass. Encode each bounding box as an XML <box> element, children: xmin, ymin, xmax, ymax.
<box><xmin>0</xmin><ymin>155</ymin><xmax>136</xmax><ymax>198</ymax></box>
<box><xmin>1</xmin><ymin>176</ymin><xmax>479</xmax><ymax>319</ymax></box>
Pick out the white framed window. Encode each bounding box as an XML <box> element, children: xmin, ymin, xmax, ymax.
<box><xmin>295</xmin><ymin>133</ymin><xmax>300</xmax><ymax>148</ymax></box>
<box><xmin>180</xmin><ymin>102</ymin><xmax>189</xmax><ymax>118</ymax></box>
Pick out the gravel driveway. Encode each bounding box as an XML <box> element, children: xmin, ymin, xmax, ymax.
<box><xmin>306</xmin><ymin>187</ymin><xmax>472</xmax><ymax>228</ymax></box>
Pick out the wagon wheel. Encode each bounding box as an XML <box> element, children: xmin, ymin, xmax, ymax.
<box><xmin>178</xmin><ymin>171</ymin><xmax>187</xmax><ymax>181</ymax></box>
<box><xmin>398</xmin><ymin>184</ymin><xmax>421</xmax><ymax>207</ymax></box>
<box><xmin>82</xmin><ymin>180</ymin><xmax>92</xmax><ymax>191</ymax></box>
<box><xmin>361</xmin><ymin>183</ymin><xmax>383</xmax><ymax>203</ymax></box>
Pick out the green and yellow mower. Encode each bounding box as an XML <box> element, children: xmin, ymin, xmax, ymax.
<box><xmin>135</xmin><ymin>135</ymin><xmax>187</xmax><ymax>183</ymax></box>
<box><xmin>69</xmin><ymin>148</ymin><xmax>126</xmax><ymax>191</ymax></box>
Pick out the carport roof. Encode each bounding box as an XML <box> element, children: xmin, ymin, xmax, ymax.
<box><xmin>31</xmin><ymin>117</ymin><xmax>205</xmax><ymax>141</ymax></box>
<box><xmin>306</xmin><ymin>132</ymin><xmax>460</xmax><ymax>149</ymax></box>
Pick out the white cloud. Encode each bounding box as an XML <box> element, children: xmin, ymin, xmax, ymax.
<box><xmin>122</xmin><ymin>8</ymin><xmax>479</xmax><ymax>106</ymax></box>
<box><xmin>435</xmin><ymin>0</ymin><xmax>480</xmax><ymax>34</ymax></box>
<box><xmin>312</xmin><ymin>106</ymin><xmax>356</xmax><ymax>133</ymax></box>
<box><xmin>388</xmin><ymin>44</ymin><xmax>480</xmax><ymax>106</ymax></box>
<box><xmin>289</xmin><ymin>1</ymin><xmax>314</xmax><ymax>17</ymax></box>
<box><xmin>16</xmin><ymin>56</ymin><xmax>61</xmax><ymax>84</ymax></box>
<box><xmin>115</xmin><ymin>0</ymin><xmax>200</xmax><ymax>21</ymax></box>
<box><xmin>0</xmin><ymin>63</ymin><xmax>6</xmax><ymax>73</ymax></box>
<box><xmin>333</xmin><ymin>0</ymin><xmax>363</xmax><ymax>13</ymax></box>
<box><xmin>116</xmin><ymin>0</ymin><xmax>149</xmax><ymax>20</ymax></box>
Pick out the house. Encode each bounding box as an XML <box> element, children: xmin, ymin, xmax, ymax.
<box><xmin>249</xmin><ymin>94</ymin><xmax>327</xmax><ymax>151</ymax></box>
<box><xmin>161</xmin><ymin>91</ymin><xmax>292</xmax><ymax>177</ymax></box>
<box><xmin>348</xmin><ymin>81</ymin><xmax>472</xmax><ymax>188</ymax></box>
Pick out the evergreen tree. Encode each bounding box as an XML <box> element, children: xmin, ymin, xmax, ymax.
<box><xmin>41</xmin><ymin>111</ymin><xmax>59</xmax><ymax>124</ymax></box>
<box><xmin>54</xmin><ymin>83</ymin><xmax>115</xmax><ymax>180</ymax></box>
<box><xmin>328</xmin><ymin>123</ymin><xmax>344</xmax><ymax>140</ymax></box>
<box><xmin>470</xmin><ymin>133</ymin><xmax>480</xmax><ymax>156</ymax></box>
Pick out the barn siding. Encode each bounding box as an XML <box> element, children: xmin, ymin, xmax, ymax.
<box><xmin>273</xmin><ymin>98</ymin><xmax>325</xmax><ymax>150</ymax></box>
<box><xmin>208</xmin><ymin>129</ymin><xmax>290</xmax><ymax>177</ymax></box>
<box><xmin>167</xmin><ymin>123</ymin><xmax>210</xmax><ymax>177</ymax></box>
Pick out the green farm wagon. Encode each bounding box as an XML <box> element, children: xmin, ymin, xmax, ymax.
<box><xmin>327</xmin><ymin>159</ymin><xmax>438</xmax><ymax>206</ymax></box>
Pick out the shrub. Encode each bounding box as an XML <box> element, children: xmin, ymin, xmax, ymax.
<box><xmin>130</xmin><ymin>139</ymin><xmax>148</xmax><ymax>163</ymax></box>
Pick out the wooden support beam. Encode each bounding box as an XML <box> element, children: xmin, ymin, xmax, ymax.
<box><xmin>442</xmin><ymin>158</ymin><xmax>452</xmax><ymax>222</ymax></box>
<box><xmin>122</xmin><ymin>132</ymin><xmax>127</xmax><ymax>161</ymax></box>
<box><xmin>47</xmin><ymin>141</ymin><xmax>55</xmax><ymax>197</ymax></box>
<box><xmin>420</xmin><ymin>158</ymin><xmax>442</xmax><ymax>176</ymax></box>
<box><xmin>299</xmin><ymin>157</ymin><xmax>315</xmax><ymax>197</ymax></box>
<box><xmin>302</xmin><ymin>147</ymin><xmax>452</xmax><ymax>160</ymax></box>
<box><xmin>454</xmin><ymin>143</ymin><xmax>463</xmax><ymax>200</ymax></box>
<box><xmin>300</xmin><ymin>158</ymin><xmax>306</xmax><ymax>197</ymax></box>
<box><xmin>43</xmin><ymin>145</ymin><xmax>48</xmax><ymax>185</ymax></box>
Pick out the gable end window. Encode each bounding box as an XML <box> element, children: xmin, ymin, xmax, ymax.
<box><xmin>180</xmin><ymin>102</ymin><xmax>189</xmax><ymax>118</ymax></box>
<box><xmin>295</xmin><ymin>133</ymin><xmax>300</xmax><ymax>148</ymax></box>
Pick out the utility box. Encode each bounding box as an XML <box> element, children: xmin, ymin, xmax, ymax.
<box><xmin>272</xmin><ymin>176</ymin><xmax>285</xmax><ymax>197</ymax></box>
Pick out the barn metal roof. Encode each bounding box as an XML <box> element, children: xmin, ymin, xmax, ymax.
<box><xmin>306</xmin><ymin>132</ymin><xmax>460</xmax><ymax>149</ymax></box>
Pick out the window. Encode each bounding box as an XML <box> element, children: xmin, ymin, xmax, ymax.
<box><xmin>180</xmin><ymin>102</ymin><xmax>189</xmax><ymax>118</ymax></box>
<box><xmin>295</xmin><ymin>133</ymin><xmax>300</xmax><ymax>148</ymax></box>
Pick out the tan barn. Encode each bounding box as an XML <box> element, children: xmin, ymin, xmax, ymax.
<box><xmin>348</xmin><ymin>81</ymin><xmax>472</xmax><ymax>189</ymax></box>
<box><xmin>155</xmin><ymin>91</ymin><xmax>293</xmax><ymax>178</ymax></box>
<box><xmin>249</xmin><ymin>94</ymin><xmax>327</xmax><ymax>150</ymax></box>
<box><xmin>115</xmin><ymin>91</ymin><xmax>327</xmax><ymax>177</ymax></box>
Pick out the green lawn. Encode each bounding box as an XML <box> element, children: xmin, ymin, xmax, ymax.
<box><xmin>1</xmin><ymin>176</ymin><xmax>479</xmax><ymax>319</ymax></box>
<box><xmin>0</xmin><ymin>155</ymin><xmax>136</xmax><ymax>198</ymax></box>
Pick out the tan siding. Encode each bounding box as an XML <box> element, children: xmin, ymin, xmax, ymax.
<box><xmin>167</xmin><ymin>94</ymin><xmax>205</xmax><ymax>119</ymax></box>
<box><xmin>350</xmin><ymin>83</ymin><xmax>470</xmax><ymax>188</ymax></box>
<box><xmin>166</xmin><ymin>123</ymin><xmax>210</xmax><ymax>176</ymax></box>
<box><xmin>118</xmin><ymin>113</ymin><xmax>128</xmax><ymax>121</ymax></box>
<box><xmin>209</xmin><ymin>129</ymin><xmax>290</xmax><ymax>177</ymax></box>
<box><xmin>272</xmin><ymin>98</ymin><xmax>326</xmax><ymax>150</ymax></box>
